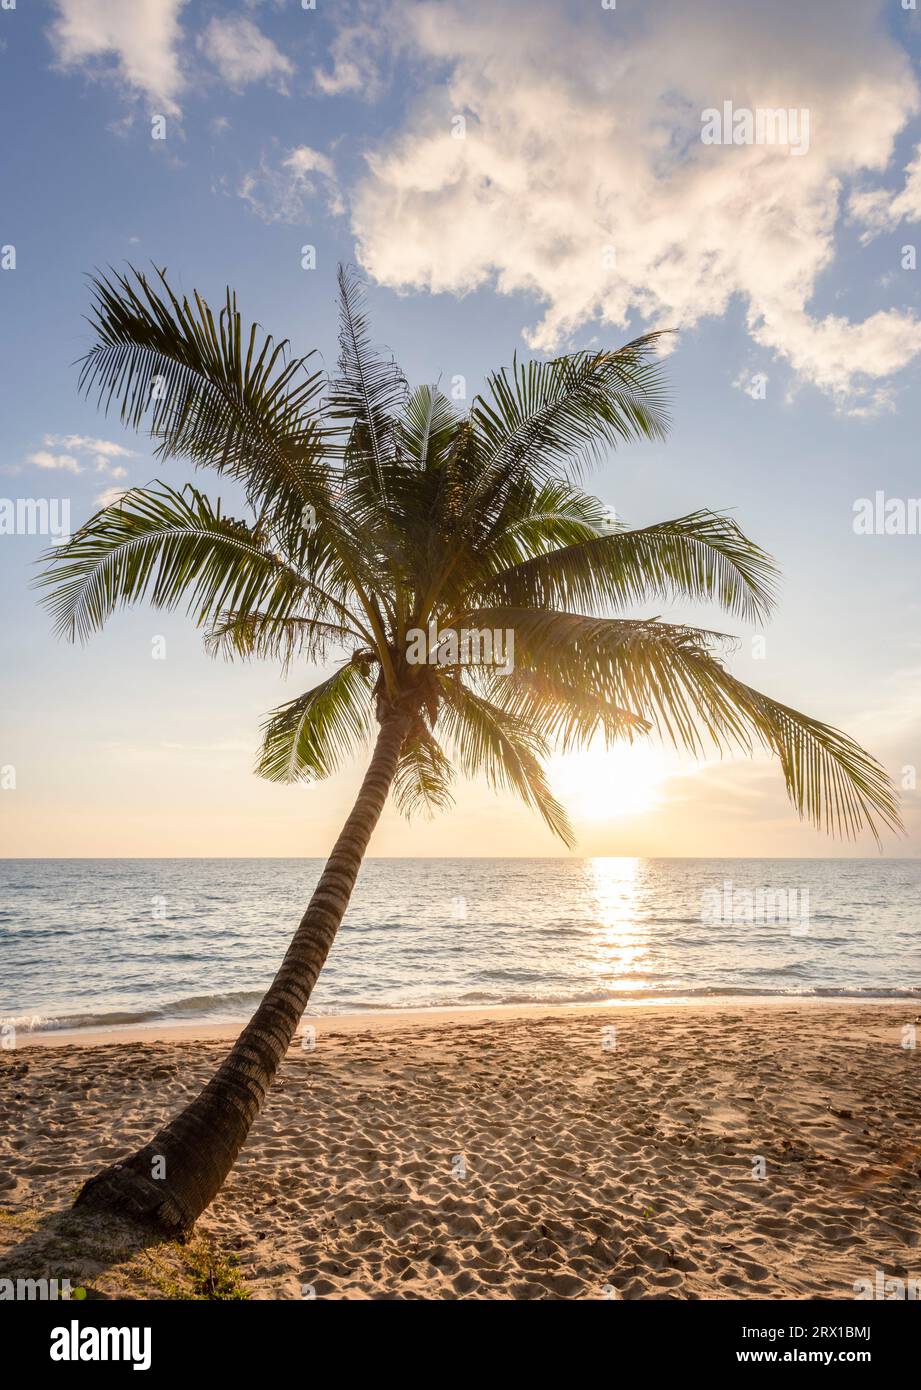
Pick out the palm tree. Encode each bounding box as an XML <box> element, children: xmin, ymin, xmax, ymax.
<box><xmin>37</xmin><ymin>265</ymin><xmax>901</xmax><ymax>1237</ymax></box>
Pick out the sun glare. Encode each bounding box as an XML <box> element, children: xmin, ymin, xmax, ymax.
<box><xmin>551</xmin><ymin>744</ymin><xmax>669</xmax><ymax>821</ymax></box>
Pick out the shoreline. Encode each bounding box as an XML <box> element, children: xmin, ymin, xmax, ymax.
<box><xmin>13</xmin><ymin>993</ymin><xmax>917</xmax><ymax>1049</ymax></box>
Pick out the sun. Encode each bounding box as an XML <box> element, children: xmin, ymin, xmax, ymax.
<box><xmin>550</xmin><ymin>743</ymin><xmax>669</xmax><ymax>821</ymax></box>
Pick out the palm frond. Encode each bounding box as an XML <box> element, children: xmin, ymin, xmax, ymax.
<box><xmin>329</xmin><ymin>265</ymin><xmax>408</xmax><ymax>494</ymax></box>
<box><xmin>480</xmin><ymin>666</ymin><xmax>651</xmax><ymax>754</ymax></box>
<box><xmin>676</xmin><ymin>652</ymin><xmax>903</xmax><ymax>843</ymax></box>
<box><xmin>452</xmin><ymin>607</ymin><xmax>901</xmax><ymax>841</ymax></box>
<box><xmin>415</xmin><ymin>339</ymin><xmax>672</xmax><ymax>621</ymax></box>
<box><xmin>257</xmin><ymin>661</ymin><xmax>375</xmax><ymax>783</ymax></box>
<box><xmin>80</xmin><ymin>266</ymin><xmax>326</xmax><ymax>511</ymax></box>
<box><xmin>393</xmin><ymin>726</ymin><xmax>455</xmax><ymax>818</ymax></box>
<box><xmin>437</xmin><ymin>676</ymin><xmax>575</xmax><ymax>846</ymax></box>
<box><xmin>206</xmin><ymin>611</ymin><xmax>366</xmax><ymax>672</ymax></box>
<box><xmin>77</xmin><ymin>268</ymin><xmax>394</xmax><ymax>640</ymax></box>
<box><xmin>35</xmin><ymin>482</ymin><xmax>307</xmax><ymax>642</ymax></box>
<box><xmin>476</xmin><ymin>510</ymin><xmax>779</xmax><ymax>622</ymax></box>
<box><xmin>400</xmin><ymin>384</ymin><xmax>460</xmax><ymax>469</ymax></box>
<box><xmin>471</xmin><ymin>340</ymin><xmax>670</xmax><ymax>482</ymax></box>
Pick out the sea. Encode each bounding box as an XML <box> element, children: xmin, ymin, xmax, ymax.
<box><xmin>0</xmin><ymin>857</ymin><xmax>918</xmax><ymax>1035</ymax></box>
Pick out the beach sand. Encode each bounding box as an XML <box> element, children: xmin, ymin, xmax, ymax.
<box><xmin>1</xmin><ymin>1001</ymin><xmax>919</xmax><ymax>1300</ymax></box>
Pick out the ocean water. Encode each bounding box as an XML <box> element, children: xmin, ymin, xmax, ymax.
<box><xmin>0</xmin><ymin>858</ymin><xmax>918</xmax><ymax>1035</ymax></box>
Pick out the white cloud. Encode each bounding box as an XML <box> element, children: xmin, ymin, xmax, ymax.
<box><xmin>238</xmin><ymin>145</ymin><xmax>342</xmax><ymax>223</ymax></box>
<box><xmin>350</xmin><ymin>0</ymin><xmax>921</xmax><ymax>407</ymax></box>
<box><xmin>314</xmin><ymin>5</ymin><xmax>389</xmax><ymax>100</ymax></box>
<box><xmin>95</xmin><ymin>486</ymin><xmax>130</xmax><ymax>509</ymax></box>
<box><xmin>95</xmin><ymin>459</ymin><xmax>128</xmax><ymax>478</ymax></box>
<box><xmin>197</xmin><ymin>15</ymin><xmax>293</xmax><ymax>92</ymax></box>
<box><xmin>48</xmin><ymin>0</ymin><xmax>188</xmax><ymax>116</ymax></box>
<box><xmin>32</xmin><ymin>435</ymin><xmax>135</xmax><ymax>480</ymax></box>
<box><xmin>844</xmin><ymin>385</ymin><xmax>898</xmax><ymax>419</ymax></box>
<box><xmin>41</xmin><ymin>430</ymin><xmax>134</xmax><ymax>480</ymax></box>
<box><xmin>28</xmin><ymin>451</ymin><xmax>82</xmax><ymax>475</ymax></box>
<box><xmin>850</xmin><ymin>143</ymin><xmax>921</xmax><ymax>240</ymax></box>
<box><xmin>43</xmin><ymin>434</ymin><xmax>135</xmax><ymax>458</ymax></box>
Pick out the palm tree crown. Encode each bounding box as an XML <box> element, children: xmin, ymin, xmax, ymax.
<box><xmin>38</xmin><ymin>264</ymin><xmax>901</xmax><ymax>846</ymax></box>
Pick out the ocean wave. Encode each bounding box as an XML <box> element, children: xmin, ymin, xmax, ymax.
<box><xmin>3</xmin><ymin>988</ymin><xmax>267</xmax><ymax>1033</ymax></box>
<box><xmin>810</xmin><ymin>985</ymin><xmax>921</xmax><ymax>999</ymax></box>
<box><xmin>6</xmin><ymin>982</ymin><xmax>919</xmax><ymax>1036</ymax></box>
<box><xmin>752</xmin><ymin>963</ymin><xmax>813</xmax><ymax>977</ymax></box>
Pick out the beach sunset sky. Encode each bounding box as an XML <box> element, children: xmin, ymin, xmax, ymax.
<box><xmin>3</xmin><ymin>0</ymin><xmax>921</xmax><ymax>857</ymax></box>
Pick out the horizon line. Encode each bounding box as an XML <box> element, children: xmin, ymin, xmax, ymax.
<box><xmin>2</xmin><ymin>854</ymin><xmax>920</xmax><ymax>863</ymax></box>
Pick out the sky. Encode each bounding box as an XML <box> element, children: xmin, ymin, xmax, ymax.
<box><xmin>2</xmin><ymin>0</ymin><xmax>921</xmax><ymax>858</ymax></box>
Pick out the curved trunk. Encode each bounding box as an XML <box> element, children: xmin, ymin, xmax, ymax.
<box><xmin>74</xmin><ymin>710</ymin><xmax>410</xmax><ymax>1236</ymax></box>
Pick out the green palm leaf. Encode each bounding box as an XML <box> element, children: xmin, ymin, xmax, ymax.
<box><xmin>35</xmin><ymin>482</ymin><xmax>308</xmax><ymax>642</ymax></box>
<box><xmin>257</xmin><ymin>661</ymin><xmax>375</xmax><ymax>783</ymax></box>
<box><xmin>471</xmin><ymin>340</ymin><xmax>670</xmax><ymax>480</ymax></box>
<box><xmin>481</xmin><ymin>666</ymin><xmax>651</xmax><ymax>754</ymax></box>
<box><xmin>393</xmin><ymin>725</ymin><xmax>455</xmax><ymax>818</ymax></box>
<box><xmin>329</xmin><ymin>265</ymin><xmax>407</xmax><ymax>496</ymax></box>
<box><xmin>81</xmin><ymin>266</ymin><xmax>326</xmax><ymax>511</ymax></box>
<box><xmin>400</xmin><ymin>384</ymin><xmax>460</xmax><ymax>470</ymax></box>
<box><xmin>206</xmin><ymin>611</ymin><xmax>365</xmax><ymax>672</ymax></box>
<box><xmin>437</xmin><ymin>676</ymin><xmax>575</xmax><ymax>846</ymax></box>
<box><xmin>453</xmin><ymin>607</ymin><xmax>899</xmax><ymax>841</ymax></box>
<box><xmin>476</xmin><ymin>509</ymin><xmax>779</xmax><ymax>622</ymax></box>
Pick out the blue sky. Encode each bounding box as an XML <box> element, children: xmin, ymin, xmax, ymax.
<box><xmin>2</xmin><ymin>0</ymin><xmax>921</xmax><ymax>857</ymax></box>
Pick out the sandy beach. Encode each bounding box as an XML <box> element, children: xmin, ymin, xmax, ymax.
<box><xmin>1</xmin><ymin>1000</ymin><xmax>918</xmax><ymax>1300</ymax></box>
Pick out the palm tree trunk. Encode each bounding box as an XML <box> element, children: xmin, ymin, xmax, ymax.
<box><xmin>73</xmin><ymin>708</ymin><xmax>410</xmax><ymax>1236</ymax></box>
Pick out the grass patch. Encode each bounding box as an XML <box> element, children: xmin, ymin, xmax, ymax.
<box><xmin>0</xmin><ymin>1206</ymin><xmax>250</xmax><ymax>1300</ymax></box>
<box><xmin>0</xmin><ymin>1207</ymin><xmax>43</xmax><ymax>1239</ymax></box>
<box><xmin>137</xmin><ymin>1237</ymin><xmax>250</xmax><ymax>1300</ymax></box>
